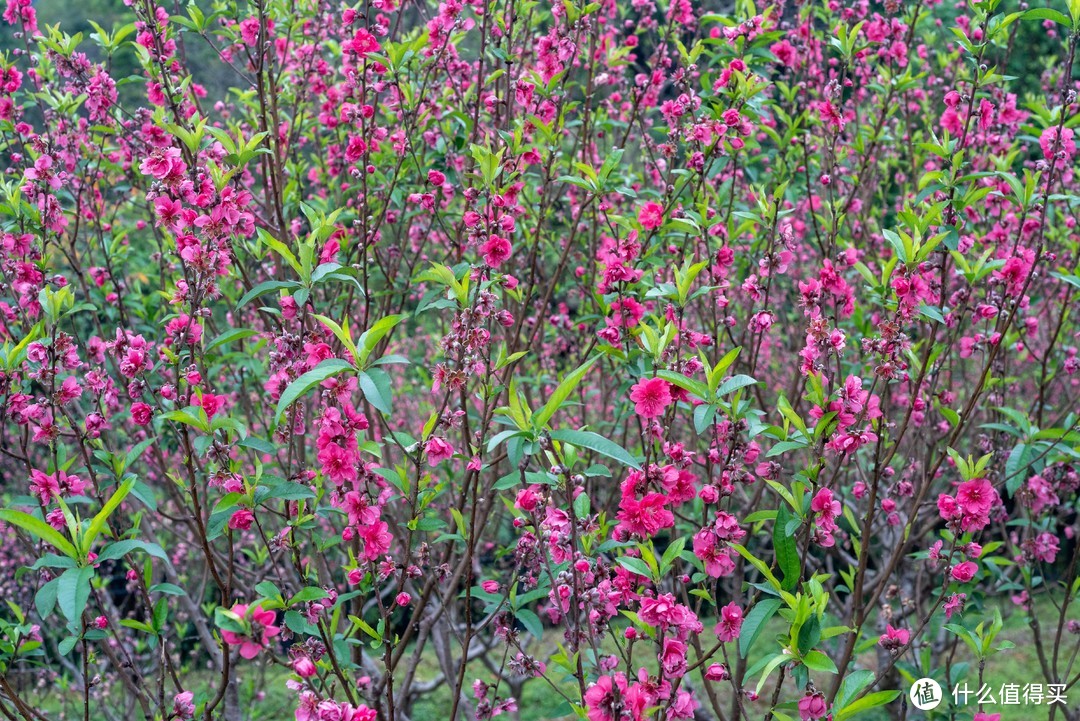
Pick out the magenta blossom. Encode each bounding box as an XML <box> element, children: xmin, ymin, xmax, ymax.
<box><xmin>221</xmin><ymin>603</ymin><xmax>280</xmax><ymax>659</ymax></box>
<box><xmin>629</xmin><ymin>377</ymin><xmax>672</xmax><ymax>419</ymax></box>
<box><xmin>637</xmin><ymin>201</ymin><xmax>664</xmax><ymax>229</ymax></box>
<box><xmin>951</xmin><ymin>561</ymin><xmax>978</xmax><ymax>583</ymax></box>
<box><xmin>798</xmin><ymin>692</ymin><xmax>828</xmax><ymax>720</ymax></box>
<box><xmin>714</xmin><ymin>602</ymin><xmax>744</xmax><ymax>642</ymax></box>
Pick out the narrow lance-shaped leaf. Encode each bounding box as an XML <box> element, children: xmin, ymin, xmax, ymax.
<box><xmin>655</xmin><ymin>370</ymin><xmax>710</xmax><ymax>402</ymax></box>
<box><xmin>236</xmin><ymin>280</ymin><xmax>300</xmax><ymax>310</ymax></box>
<box><xmin>0</xmin><ymin>509</ymin><xmax>78</xmax><ymax>559</ymax></box>
<box><xmin>548</xmin><ymin>429</ymin><xmax>641</xmax><ymax>469</ymax></box>
<box><xmin>357</xmin><ymin>314</ymin><xmax>407</xmax><ymax>368</ymax></box>
<box><xmin>738</xmin><ymin>598</ymin><xmax>783</xmax><ymax>658</ymax></box>
<box><xmin>275</xmin><ymin>358</ymin><xmax>354</xmax><ymax>422</ymax></box>
<box><xmin>533</xmin><ymin>356</ymin><xmax>598</xmax><ymax>429</ymax></box>
<box><xmin>82</xmin><ymin>478</ymin><xmax>135</xmax><ymax>556</ymax></box>
<box><xmin>774</xmin><ymin>505</ymin><xmax>801</xmax><ymax>591</ymax></box>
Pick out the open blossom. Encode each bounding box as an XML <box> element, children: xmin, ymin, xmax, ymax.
<box><xmin>956</xmin><ymin>477</ymin><xmax>995</xmax><ymax>514</ymax></box>
<box><xmin>221</xmin><ymin>604</ymin><xmax>281</xmax><ymax>659</ymax></box>
<box><xmin>951</xmin><ymin>561</ymin><xmax>978</xmax><ymax>583</ymax></box>
<box><xmin>1040</xmin><ymin>126</ymin><xmax>1076</xmax><ymax>165</ymax></box>
<box><xmin>583</xmin><ymin>674</ymin><xmax>622</xmax><ymax>721</ymax></box>
<box><xmin>810</xmin><ymin>488</ymin><xmax>841</xmax><ymax>546</ymax></box>
<box><xmin>939</xmin><ymin>477</ymin><xmax>999</xmax><ymax>532</ymax></box>
<box><xmin>615</xmin><ymin>492</ymin><xmax>673</xmax><ymax>538</ymax></box>
<box><xmin>425</xmin><ymin>436</ymin><xmax>454</xmax><ymax>466</ymax></box>
<box><xmin>714</xmin><ymin>602</ymin><xmax>744</xmax><ymax>642</ymax></box>
<box><xmin>693</xmin><ymin>527</ymin><xmax>736</xmax><ymax>577</ymax></box>
<box><xmin>358</xmin><ymin>520</ymin><xmax>392</xmax><ymax>561</ymax></box>
<box><xmin>944</xmin><ymin>593</ymin><xmax>967</xmax><ymax>619</ymax></box>
<box><xmin>659</xmin><ymin>637</ymin><xmax>688</xmax><ymax>677</ymax></box>
<box><xmin>131</xmin><ymin>402</ymin><xmax>153</xmax><ymax>426</ymax></box>
<box><xmin>637</xmin><ymin>201</ymin><xmax>664</xmax><ymax>229</ymax></box>
<box><xmin>1025</xmin><ymin>532</ymin><xmax>1060</xmax><ymax>564</ymax></box>
<box><xmin>29</xmin><ymin>470</ymin><xmax>85</xmax><ymax>504</ymax></box>
<box><xmin>228</xmin><ymin>508</ymin><xmax>255</xmax><ymax>531</ymax></box>
<box><xmin>297</xmin><ymin>700</ymin><xmax>377</xmax><ymax>721</ymax></box>
<box><xmin>878</xmin><ymin>624</ymin><xmax>909</xmax><ymax>653</ymax></box>
<box><xmin>348</xmin><ymin>28</ymin><xmax>380</xmax><ymax>56</ymax></box>
<box><xmin>629</xmin><ymin>377</ymin><xmax>672</xmax><ymax>418</ymax></box>
<box><xmin>638</xmin><ymin>594</ymin><xmax>701</xmax><ymax>636</ymax></box>
<box><xmin>480</xmin><ymin>235</ymin><xmax>512</xmax><ymax>268</ymax></box>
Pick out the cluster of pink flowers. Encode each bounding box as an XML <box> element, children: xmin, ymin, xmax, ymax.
<box><xmin>0</xmin><ymin>0</ymin><xmax>1078</xmax><ymax>719</ymax></box>
<box><xmin>938</xmin><ymin>477</ymin><xmax>1000</xmax><ymax>533</ymax></box>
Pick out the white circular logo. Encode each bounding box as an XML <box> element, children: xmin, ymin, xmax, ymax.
<box><xmin>909</xmin><ymin>678</ymin><xmax>942</xmax><ymax>710</ymax></box>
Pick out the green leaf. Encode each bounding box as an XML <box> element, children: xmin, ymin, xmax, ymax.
<box><xmin>835</xmin><ymin>690</ymin><xmax>901</xmax><ymax>721</ymax></box>
<box><xmin>835</xmin><ymin>669</ymin><xmax>875</xmax><ymax>708</ymax></box>
<box><xmin>731</xmin><ymin>543</ymin><xmax>784</xmax><ymax>591</ymax></box>
<box><xmin>57</xmin><ymin>566</ymin><xmax>94</xmax><ymax>624</ymax></box>
<box><xmin>82</xmin><ymin>478</ymin><xmax>134</xmax><ymax>555</ymax></box>
<box><xmin>739</xmin><ymin>598</ymin><xmax>783</xmax><ymax>658</ymax></box>
<box><xmin>533</xmin><ymin>357</ymin><xmax>598</xmax><ymax>429</ymax></box>
<box><xmin>797</xmin><ymin>616</ymin><xmax>821</xmax><ymax>654</ymax></box>
<box><xmin>357</xmin><ymin>314</ymin><xmax>406</xmax><ymax>368</ymax></box>
<box><xmin>275</xmin><ymin>359</ymin><xmax>354</xmax><ymax>422</ymax></box>
<box><xmin>96</xmin><ymin>539</ymin><xmax>168</xmax><ymax>563</ymax></box>
<box><xmin>150</xmin><ymin>583</ymin><xmax>185</xmax><ymax>596</ymax></box>
<box><xmin>548</xmin><ymin>429</ymin><xmax>641</xmax><ymax>469</ymax></box>
<box><xmin>1021</xmin><ymin>7</ymin><xmax>1071</xmax><ymax>26</ymax></box>
<box><xmin>1005</xmin><ymin>443</ymin><xmax>1032</xmax><ymax>496</ymax></box>
<box><xmin>284</xmin><ymin>609</ymin><xmax>319</xmax><ymax>636</ymax></box>
<box><xmin>290</xmin><ymin>587</ymin><xmax>330</xmax><ymax>604</ymax></box>
<box><xmin>124</xmin><ymin>438</ymin><xmax>156</xmax><ymax>469</ymax></box>
<box><xmin>204</xmin><ymin>328</ymin><xmax>258</xmax><ymax>353</ymax></box>
<box><xmin>262</xmin><ymin>478</ymin><xmax>317</xmax><ymax>502</ymax></box>
<box><xmin>235</xmin><ymin>280</ymin><xmax>300</xmax><ymax>310</ymax></box>
<box><xmin>314</xmin><ymin>314</ymin><xmax>358</xmax><ymax>362</ymax></box>
<box><xmin>717</xmin><ymin>374</ymin><xmax>758</xmax><ymax>396</ymax></box>
<box><xmin>258</xmin><ymin>230</ymin><xmax>305</xmax><ymax>279</ymax></box>
<box><xmin>801</xmin><ymin>649</ymin><xmax>838</xmax><ymax>674</ymax></box>
<box><xmin>358</xmin><ymin>369</ymin><xmax>393</xmax><ymax>415</ymax></box>
<box><xmin>655</xmin><ymin>370</ymin><xmax>710</xmax><ymax>401</ymax></box>
<box><xmin>516</xmin><ymin>609</ymin><xmax>544</xmax><ymax>639</ymax></box>
<box><xmin>160</xmin><ymin>407</ymin><xmax>210</xmax><ymax>433</ymax></box>
<box><xmin>311</xmin><ymin>262</ymin><xmax>344</xmax><ymax>284</ymax></box>
<box><xmin>36</xmin><ymin>578</ymin><xmax>59</xmax><ymax>619</ymax></box>
<box><xmin>1032</xmin><ymin>428</ymin><xmax>1080</xmax><ymax>443</ymax></box>
<box><xmin>0</xmin><ymin>509</ymin><xmax>78</xmax><ymax>559</ymax></box>
<box><xmin>660</xmin><ymin>536</ymin><xmax>687</xmax><ymax>572</ymax></box>
<box><xmin>752</xmin><ymin>653</ymin><xmax>790</xmax><ymax>695</ymax></box>
<box><xmin>573</xmin><ymin>492</ymin><xmax>591</xmax><ymax>519</ymax></box>
<box><xmin>58</xmin><ymin>635</ymin><xmax>78</xmax><ymax>655</ymax></box>
<box><xmin>707</xmin><ymin>347</ymin><xmax>743</xmax><ymax>393</ymax></box>
<box><xmin>774</xmin><ymin>505</ymin><xmax>800</xmax><ymax>591</ymax></box>
<box><xmin>615</xmin><ymin>556</ymin><xmax>653</xmax><ymax>581</ymax></box>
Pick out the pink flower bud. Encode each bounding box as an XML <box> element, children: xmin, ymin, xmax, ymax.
<box><xmin>293</xmin><ymin>656</ymin><xmax>317</xmax><ymax>678</ymax></box>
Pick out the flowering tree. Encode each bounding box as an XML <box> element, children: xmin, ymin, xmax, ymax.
<box><xmin>0</xmin><ymin>0</ymin><xmax>1079</xmax><ymax>719</ymax></box>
